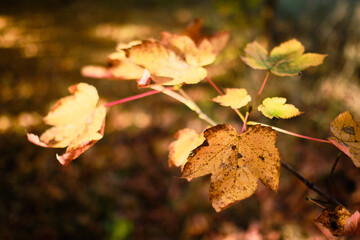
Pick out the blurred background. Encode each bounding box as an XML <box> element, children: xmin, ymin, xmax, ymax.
<box><xmin>1</xmin><ymin>0</ymin><xmax>360</xmax><ymax>239</ymax></box>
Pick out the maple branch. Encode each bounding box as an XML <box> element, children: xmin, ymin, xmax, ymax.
<box><xmin>281</xmin><ymin>160</ymin><xmax>342</xmax><ymax>206</ymax></box>
<box><xmin>247</xmin><ymin>121</ymin><xmax>331</xmax><ymax>144</ymax></box>
<box><xmin>151</xmin><ymin>85</ymin><xmax>217</xmax><ymax>126</ymax></box>
<box><xmin>206</xmin><ymin>76</ymin><xmax>245</xmax><ymax>122</ymax></box>
<box><xmin>240</xmin><ymin>111</ymin><xmax>249</xmax><ymax>134</ymax></box>
<box><xmin>253</xmin><ymin>71</ymin><xmax>270</xmax><ymax>105</ymax></box>
<box><xmin>104</xmin><ymin>88</ymin><xmax>172</xmax><ymax>107</ymax></box>
<box><xmin>206</xmin><ymin>76</ymin><xmax>224</xmax><ymax>96</ymax></box>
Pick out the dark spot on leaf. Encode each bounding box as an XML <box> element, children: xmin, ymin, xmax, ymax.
<box><xmin>330</xmin><ymin>220</ymin><xmax>338</xmax><ymax>231</ymax></box>
<box><xmin>342</xmin><ymin>126</ymin><xmax>355</xmax><ymax>135</ymax></box>
<box><xmin>124</xmin><ymin>49</ymin><xmax>131</xmax><ymax>57</ymax></box>
<box><xmin>48</xmin><ymin>139</ymin><xmax>60</xmax><ymax>145</ymax></box>
<box><xmin>231</xmin><ymin>145</ymin><xmax>236</xmax><ymax>150</ymax></box>
<box><xmin>237</xmin><ymin>153</ymin><xmax>242</xmax><ymax>159</ymax></box>
<box><xmin>329</xmin><ymin>213</ymin><xmax>339</xmax><ymax>231</ymax></box>
<box><xmin>259</xmin><ymin>155</ymin><xmax>265</xmax><ymax>161</ymax></box>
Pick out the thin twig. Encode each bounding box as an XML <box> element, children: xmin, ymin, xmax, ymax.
<box><xmin>206</xmin><ymin>76</ymin><xmax>224</xmax><ymax>96</ymax></box>
<box><xmin>151</xmin><ymin>85</ymin><xmax>217</xmax><ymax>126</ymax></box>
<box><xmin>247</xmin><ymin>121</ymin><xmax>331</xmax><ymax>144</ymax></box>
<box><xmin>104</xmin><ymin>88</ymin><xmax>172</xmax><ymax>107</ymax></box>
<box><xmin>306</xmin><ymin>197</ymin><xmax>327</xmax><ymax>209</ymax></box>
<box><xmin>281</xmin><ymin>160</ymin><xmax>342</xmax><ymax>206</ymax></box>
<box><xmin>240</xmin><ymin>111</ymin><xmax>249</xmax><ymax>134</ymax></box>
<box><xmin>253</xmin><ymin>71</ymin><xmax>270</xmax><ymax>106</ymax></box>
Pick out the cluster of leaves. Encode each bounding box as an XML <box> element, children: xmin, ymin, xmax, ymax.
<box><xmin>27</xmin><ymin>20</ymin><xmax>360</xmax><ymax>238</ymax></box>
<box><xmin>82</xmin><ymin>19</ymin><xmax>229</xmax><ymax>86</ymax></box>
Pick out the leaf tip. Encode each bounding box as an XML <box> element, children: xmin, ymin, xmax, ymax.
<box><xmin>27</xmin><ymin>133</ymin><xmax>48</xmax><ymax>147</ymax></box>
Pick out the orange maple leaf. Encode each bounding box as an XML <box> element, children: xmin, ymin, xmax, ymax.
<box><xmin>182</xmin><ymin>124</ymin><xmax>280</xmax><ymax>212</ymax></box>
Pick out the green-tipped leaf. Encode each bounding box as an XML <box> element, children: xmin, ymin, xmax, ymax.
<box><xmin>241</xmin><ymin>41</ymin><xmax>270</xmax><ymax>70</ymax></box>
<box><xmin>241</xmin><ymin>39</ymin><xmax>327</xmax><ymax>76</ymax></box>
<box><xmin>258</xmin><ymin>97</ymin><xmax>302</xmax><ymax>119</ymax></box>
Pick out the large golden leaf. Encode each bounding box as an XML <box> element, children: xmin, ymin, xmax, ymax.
<box><xmin>182</xmin><ymin>124</ymin><xmax>280</xmax><ymax>212</ymax></box>
<box><xmin>328</xmin><ymin>110</ymin><xmax>360</xmax><ymax>167</ymax></box>
<box><xmin>126</xmin><ymin>40</ymin><xmax>207</xmax><ymax>85</ymax></box>
<box><xmin>27</xmin><ymin>83</ymin><xmax>106</xmax><ymax>165</ymax></box>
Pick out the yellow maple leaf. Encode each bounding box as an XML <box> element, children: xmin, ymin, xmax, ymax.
<box><xmin>182</xmin><ymin>124</ymin><xmax>280</xmax><ymax>212</ymax></box>
<box><xmin>27</xmin><ymin>83</ymin><xmax>106</xmax><ymax>165</ymax></box>
<box><xmin>168</xmin><ymin>128</ymin><xmax>205</xmax><ymax>170</ymax></box>
<box><xmin>328</xmin><ymin>110</ymin><xmax>360</xmax><ymax>167</ymax></box>
<box><xmin>258</xmin><ymin>97</ymin><xmax>302</xmax><ymax>119</ymax></box>
<box><xmin>126</xmin><ymin>40</ymin><xmax>208</xmax><ymax>85</ymax></box>
<box><xmin>212</xmin><ymin>88</ymin><xmax>251</xmax><ymax>109</ymax></box>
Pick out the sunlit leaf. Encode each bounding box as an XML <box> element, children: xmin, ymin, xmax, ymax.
<box><xmin>212</xmin><ymin>88</ymin><xmax>251</xmax><ymax>109</ymax></box>
<box><xmin>258</xmin><ymin>97</ymin><xmax>302</xmax><ymax>119</ymax></box>
<box><xmin>328</xmin><ymin>110</ymin><xmax>360</xmax><ymax>167</ymax></box>
<box><xmin>241</xmin><ymin>39</ymin><xmax>327</xmax><ymax>76</ymax></box>
<box><xmin>82</xmin><ymin>39</ymin><xmax>207</xmax><ymax>85</ymax></box>
<box><xmin>126</xmin><ymin>40</ymin><xmax>208</xmax><ymax>85</ymax></box>
<box><xmin>182</xmin><ymin>124</ymin><xmax>280</xmax><ymax>212</ymax></box>
<box><xmin>168</xmin><ymin>128</ymin><xmax>205</xmax><ymax>170</ymax></box>
<box><xmin>27</xmin><ymin>83</ymin><xmax>106</xmax><ymax>165</ymax></box>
